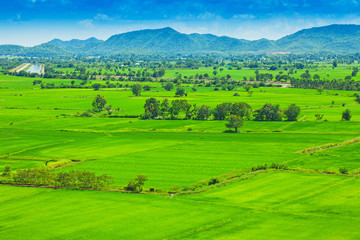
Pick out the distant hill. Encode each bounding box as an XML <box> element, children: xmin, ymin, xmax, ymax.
<box><xmin>2</xmin><ymin>24</ymin><xmax>360</xmax><ymax>57</ymax></box>
<box><xmin>0</xmin><ymin>45</ymin><xmax>26</xmax><ymax>56</ymax></box>
<box><xmin>276</xmin><ymin>24</ymin><xmax>360</xmax><ymax>53</ymax></box>
<box><xmin>48</xmin><ymin>37</ymin><xmax>103</xmax><ymax>54</ymax></box>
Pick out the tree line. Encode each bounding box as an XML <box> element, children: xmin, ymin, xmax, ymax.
<box><xmin>143</xmin><ymin>98</ymin><xmax>301</xmax><ymax>122</ymax></box>
<box><xmin>291</xmin><ymin>78</ymin><xmax>360</xmax><ymax>91</ymax></box>
<box><xmin>13</xmin><ymin>168</ymin><xmax>113</xmax><ymax>190</ymax></box>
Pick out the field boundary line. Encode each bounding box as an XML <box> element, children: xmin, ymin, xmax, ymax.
<box><xmin>297</xmin><ymin>136</ymin><xmax>360</xmax><ymax>154</ymax></box>
<box><xmin>269</xmin><ymin>177</ymin><xmax>352</xmax><ymax>209</ymax></box>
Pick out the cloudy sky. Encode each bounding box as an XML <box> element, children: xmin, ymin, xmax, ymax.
<box><xmin>2</xmin><ymin>0</ymin><xmax>360</xmax><ymax>46</ymax></box>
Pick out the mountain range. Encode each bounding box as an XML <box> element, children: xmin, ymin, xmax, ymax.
<box><xmin>1</xmin><ymin>24</ymin><xmax>360</xmax><ymax>57</ymax></box>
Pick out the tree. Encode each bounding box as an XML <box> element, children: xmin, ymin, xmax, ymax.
<box><xmin>316</xmin><ymin>87</ymin><xmax>324</xmax><ymax>95</ymax></box>
<box><xmin>132</xmin><ymin>84</ymin><xmax>142</xmax><ymax>96</ymax></box>
<box><xmin>213</xmin><ymin>103</ymin><xmax>232</xmax><ymax>120</ymax></box>
<box><xmin>92</xmin><ymin>83</ymin><xmax>101</xmax><ymax>91</ymax></box>
<box><xmin>175</xmin><ymin>87</ymin><xmax>186</xmax><ymax>97</ymax></box>
<box><xmin>284</xmin><ymin>104</ymin><xmax>301</xmax><ymax>121</ymax></box>
<box><xmin>332</xmin><ymin>60</ymin><xmax>338</xmax><ymax>68</ymax></box>
<box><xmin>196</xmin><ymin>105</ymin><xmax>212</xmax><ymax>120</ymax></box>
<box><xmin>355</xmin><ymin>96</ymin><xmax>360</xmax><ymax>104</ymax></box>
<box><xmin>230</xmin><ymin>102</ymin><xmax>252</xmax><ymax>120</ymax></box>
<box><xmin>254</xmin><ymin>103</ymin><xmax>282</xmax><ymax>121</ymax></box>
<box><xmin>225</xmin><ymin>115</ymin><xmax>244</xmax><ymax>132</ymax></box>
<box><xmin>164</xmin><ymin>82</ymin><xmax>174</xmax><ymax>91</ymax></box>
<box><xmin>159</xmin><ymin>99</ymin><xmax>170</xmax><ymax>118</ymax></box>
<box><xmin>315</xmin><ymin>113</ymin><xmax>324</xmax><ymax>121</ymax></box>
<box><xmin>143</xmin><ymin>98</ymin><xmax>160</xmax><ymax>119</ymax></box>
<box><xmin>300</xmin><ymin>70</ymin><xmax>311</xmax><ymax>79</ymax></box>
<box><xmin>125</xmin><ymin>174</ymin><xmax>148</xmax><ymax>192</ymax></box>
<box><xmin>104</xmin><ymin>105</ymin><xmax>112</xmax><ymax>115</ymax></box>
<box><xmin>342</xmin><ymin>109</ymin><xmax>351</xmax><ymax>121</ymax></box>
<box><xmin>243</xmin><ymin>85</ymin><xmax>252</xmax><ymax>92</ymax></box>
<box><xmin>3</xmin><ymin>165</ymin><xmax>11</xmax><ymax>176</ymax></box>
<box><xmin>92</xmin><ymin>94</ymin><xmax>107</xmax><ymax>112</ymax></box>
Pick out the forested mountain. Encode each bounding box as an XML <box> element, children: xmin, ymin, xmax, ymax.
<box><xmin>48</xmin><ymin>38</ymin><xmax>103</xmax><ymax>54</ymax></box>
<box><xmin>2</xmin><ymin>24</ymin><xmax>360</xmax><ymax>57</ymax></box>
<box><xmin>277</xmin><ymin>24</ymin><xmax>360</xmax><ymax>53</ymax></box>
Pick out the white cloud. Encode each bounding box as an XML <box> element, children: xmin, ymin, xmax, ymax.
<box><xmin>78</xmin><ymin>19</ymin><xmax>93</xmax><ymax>28</ymax></box>
<box><xmin>29</xmin><ymin>0</ymin><xmax>47</xmax><ymax>3</ymax></box>
<box><xmin>94</xmin><ymin>14</ymin><xmax>110</xmax><ymax>21</ymax></box>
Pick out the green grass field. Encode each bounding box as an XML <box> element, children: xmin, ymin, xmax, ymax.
<box><xmin>1</xmin><ymin>171</ymin><xmax>359</xmax><ymax>239</ymax></box>
<box><xmin>0</xmin><ymin>73</ymin><xmax>359</xmax><ymax>239</ymax></box>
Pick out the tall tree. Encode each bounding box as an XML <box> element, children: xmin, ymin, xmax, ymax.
<box><xmin>92</xmin><ymin>94</ymin><xmax>107</xmax><ymax>112</ymax></box>
<box><xmin>143</xmin><ymin>98</ymin><xmax>160</xmax><ymax>119</ymax></box>
<box><xmin>284</xmin><ymin>104</ymin><xmax>301</xmax><ymax>121</ymax></box>
<box><xmin>254</xmin><ymin>103</ymin><xmax>282</xmax><ymax>121</ymax></box>
<box><xmin>225</xmin><ymin>115</ymin><xmax>244</xmax><ymax>132</ymax></box>
<box><xmin>342</xmin><ymin>109</ymin><xmax>351</xmax><ymax>121</ymax></box>
<box><xmin>132</xmin><ymin>84</ymin><xmax>142</xmax><ymax>96</ymax></box>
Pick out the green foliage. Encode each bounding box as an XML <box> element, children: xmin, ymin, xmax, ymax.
<box><xmin>196</xmin><ymin>105</ymin><xmax>212</xmax><ymax>120</ymax></box>
<box><xmin>208</xmin><ymin>177</ymin><xmax>219</xmax><ymax>186</ymax></box>
<box><xmin>339</xmin><ymin>168</ymin><xmax>348</xmax><ymax>174</ymax></box>
<box><xmin>342</xmin><ymin>109</ymin><xmax>351</xmax><ymax>121</ymax></box>
<box><xmin>254</xmin><ymin>103</ymin><xmax>282</xmax><ymax>121</ymax></box>
<box><xmin>92</xmin><ymin>83</ymin><xmax>101</xmax><ymax>91</ymax></box>
<box><xmin>284</xmin><ymin>104</ymin><xmax>301</xmax><ymax>121</ymax></box>
<box><xmin>230</xmin><ymin>102</ymin><xmax>252</xmax><ymax>120</ymax></box>
<box><xmin>125</xmin><ymin>174</ymin><xmax>148</xmax><ymax>192</ymax></box>
<box><xmin>2</xmin><ymin>165</ymin><xmax>11</xmax><ymax>176</ymax></box>
<box><xmin>175</xmin><ymin>87</ymin><xmax>186</xmax><ymax>97</ymax></box>
<box><xmin>315</xmin><ymin>113</ymin><xmax>324</xmax><ymax>121</ymax></box>
<box><xmin>251</xmin><ymin>162</ymin><xmax>288</xmax><ymax>171</ymax></box>
<box><xmin>225</xmin><ymin>115</ymin><xmax>244</xmax><ymax>132</ymax></box>
<box><xmin>164</xmin><ymin>82</ymin><xmax>174</xmax><ymax>91</ymax></box>
<box><xmin>252</xmin><ymin>164</ymin><xmax>268</xmax><ymax>171</ymax></box>
<box><xmin>213</xmin><ymin>103</ymin><xmax>232</xmax><ymax>120</ymax></box>
<box><xmin>143</xmin><ymin>98</ymin><xmax>160</xmax><ymax>119</ymax></box>
<box><xmin>317</xmin><ymin>87</ymin><xmax>324</xmax><ymax>95</ymax></box>
<box><xmin>243</xmin><ymin>85</ymin><xmax>252</xmax><ymax>92</ymax></box>
<box><xmin>355</xmin><ymin>96</ymin><xmax>360</xmax><ymax>104</ymax></box>
<box><xmin>92</xmin><ymin>94</ymin><xmax>107</xmax><ymax>112</ymax></box>
<box><xmin>13</xmin><ymin>168</ymin><xmax>113</xmax><ymax>189</ymax></box>
<box><xmin>132</xmin><ymin>84</ymin><xmax>142</xmax><ymax>96</ymax></box>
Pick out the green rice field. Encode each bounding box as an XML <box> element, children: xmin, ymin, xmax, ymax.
<box><xmin>0</xmin><ymin>73</ymin><xmax>359</xmax><ymax>239</ymax></box>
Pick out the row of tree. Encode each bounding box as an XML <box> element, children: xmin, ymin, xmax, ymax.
<box><xmin>291</xmin><ymin>78</ymin><xmax>360</xmax><ymax>91</ymax></box>
<box><xmin>143</xmin><ymin>98</ymin><xmax>301</xmax><ymax>121</ymax></box>
<box><xmin>13</xmin><ymin>168</ymin><xmax>113</xmax><ymax>189</ymax></box>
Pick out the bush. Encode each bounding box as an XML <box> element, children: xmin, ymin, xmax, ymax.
<box><xmin>13</xmin><ymin>168</ymin><xmax>113</xmax><ymax>189</ymax></box>
<box><xmin>2</xmin><ymin>165</ymin><xmax>11</xmax><ymax>176</ymax></box>
<box><xmin>125</xmin><ymin>174</ymin><xmax>148</xmax><ymax>192</ymax></box>
<box><xmin>339</xmin><ymin>168</ymin><xmax>348</xmax><ymax>174</ymax></box>
<box><xmin>342</xmin><ymin>109</ymin><xmax>351</xmax><ymax>121</ymax></box>
<box><xmin>208</xmin><ymin>177</ymin><xmax>220</xmax><ymax>185</ymax></box>
<box><xmin>252</xmin><ymin>164</ymin><xmax>268</xmax><ymax>171</ymax></box>
<box><xmin>270</xmin><ymin>163</ymin><xmax>288</xmax><ymax>170</ymax></box>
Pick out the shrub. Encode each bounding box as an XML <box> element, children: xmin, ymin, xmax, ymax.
<box><xmin>208</xmin><ymin>177</ymin><xmax>220</xmax><ymax>186</ymax></box>
<box><xmin>270</xmin><ymin>163</ymin><xmax>288</xmax><ymax>170</ymax></box>
<box><xmin>252</xmin><ymin>164</ymin><xmax>268</xmax><ymax>171</ymax></box>
<box><xmin>125</xmin><ymin>174</ymin><xmax>148</xmax><ymax>192</ymax></box>
<box><xmin>339</xmin><ymin>168</ymin><xmax>348</xmax><ymax>174</ymax></box>
<box><xmin>2</xmin><ymin>165</ymin><xmax>11</xmax><ymax>176</ymax></box>
<box><xmin>342</xmin><ymin>109</ymin><xmax>351</xmax><ymax>121</ymax></box>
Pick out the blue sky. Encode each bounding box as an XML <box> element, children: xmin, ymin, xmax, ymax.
<box><xmin>2</xmin><ymin>0</ymin><xmax>360</xmax><ymax>46</ymax></box>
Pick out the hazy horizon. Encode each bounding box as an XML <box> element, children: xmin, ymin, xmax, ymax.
<box><xmin>2</xmin><ymin>0</ymin><xmax>360</xmax><ymax>46</ymax></box>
